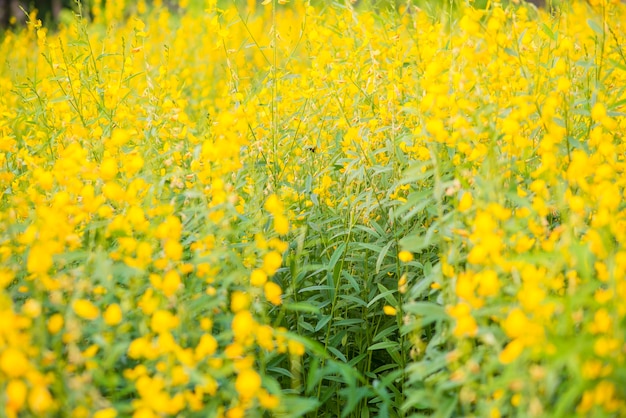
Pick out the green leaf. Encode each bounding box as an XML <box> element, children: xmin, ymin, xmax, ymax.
<box><xmin>338</xmin><ymin>294</ymin><xmax>368</xmax><ymax>308</ymax></box>
<box><xmin>275</xmin><ymin>396</ymin><xmax>320</xmax><ymax>418</ymax></box>
<box><xmin>436</xmin><ymin>395</ymin><xmax>458</xmax><ymax>418</ymax></box>
<box><xmin>504</xmin><ymin>47</ymin><xmax>518</xmax><ymax>58</ymax></box>
<box><xmin>299</xmin><ymin>285</ymin><xmax>332</xmax><ymax>293</ymax></box>
<box><xmin>403</xmin><ymin>302</ymin><xmax>447</xmax><ymax>327</ymax></box>
<box><xmin>403</xmin><ymin>389</ymin><xmax>432</xmax><ymax>411</ymax></box>
<box><xmin>315</xmin><ymin>314</ymin><xmax>332</xmax><ymax>332</ymax></box>
<box><xmin>587</xmin><ymin>18</ymin><xmax>603</xmax><ymax>36</ymax></box>
<box><xmin>284</xmin><ymin>302</ymin><xmax>321</xmax><ymax>314</ymax></box>
<box><xmin>327</xmin><ymin>346</ymin><xmax>348</xmax><ymax>362</ymax></box>
<box><xmin>368</xmin><ymin>341</ymin><xmax>398</xmax><ymax>351</ymax></box>
<box><xmin>399</xmin><ymin>226</ymin><xmax>436</xmax><ymax>254</ymax></box>
<box><xmin>541</xmin><ymin>23</ymin><xmax>556</xmax><ymax>41</ymax></box>
<box><xmin>376</xmin><ymin>240</ymin><xmax>394</xmax><ymax>274</ymax></box>
<box><xmin>368</xmin><ymin>285</ymin><xmax>396</xmax><ymax>308</ymax></box>
<box><xmin>340</xmin><ymin>386</ymin><xmax>371</xmax><ymax>418</ymax></box>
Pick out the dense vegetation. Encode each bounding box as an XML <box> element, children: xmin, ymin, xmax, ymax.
<box><xmin>1</xmin><ymin>0</ymin><xmax>625</xmax><ymax>416</ymax></box>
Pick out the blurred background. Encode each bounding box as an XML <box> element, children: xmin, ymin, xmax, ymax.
<box><xmin>0</xmin><ymin>0</ymin><xmax>550</xmax><ymax>28</ymax></box>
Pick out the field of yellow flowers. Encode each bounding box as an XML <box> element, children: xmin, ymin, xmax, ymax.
<box><xmin>1</xmin><ymin>0</ymin><xmax>626</xmax><ymax>416</ymax></box>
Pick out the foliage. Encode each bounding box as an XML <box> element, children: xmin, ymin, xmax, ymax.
<box><xmin>0</xmin><ymin>0</ymin><xmax>625</xmax><ymax>417</ymax></box>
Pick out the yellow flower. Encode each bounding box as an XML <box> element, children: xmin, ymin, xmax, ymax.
<box><xmin>195</xmin><ymin>334</ymin><xmax>218</xmax><ymax>359</ymax></box>
<box><xmin>398</xmin><ymin>250</ymin><xmax>413</xmax><ymax>263</ymax></box>
<box><xmin>73</xmin><ymin>299</ymin><xmax>100</xmax><ymax>320</ymax></box>
<box><xmin>28</xmin><ymin>384</ymin><xmax>53</xmax><ymax>414</ymax></box>
<box><xmin>102</xmin><ymin>181</ymin><xmax>125</xmax><ymax>202</ymax></box>
<box><xmin>0</xmin><ymin>268</ymin><xmax>13</xmax><ymax>289</ymax></box>
<box><xmin>83</xmin><ymin>344</ymin><xmax>99</xmax><ymax>358</ymax></box>
<box><xmin>476</xmin><ymin>270</ymin><xmax>500</xmax><ymax>297</ymax></box>
<box><xmin>150</xmin><ymin>310</ymin><xmax>179</xmax><ymax>334</ymax></box>
<box><xmin>264</xmin><ymin>282</ymin><xmax>282</xmax><ymax>305</ymax></box>
<box><xmin>235</xmin><ymin>368</ymin><xmax>262</xmax><ymax>398</ymax></box>
<box><xmin>226</xmin><ymin>406</ymin><xmax>245</xmax><ymax>418</ymax></box>
<box><xmin>447</xmin><ymin>303</ymin><xmax>478</xmax><ymax>337</ymax></box>
<box><xmin>27</xmin><ymin>244</ymin><xmax>53</xmax><ymax>275</ymax></box>
<box><xmin>499</xmin><ymin>339</ymin><xmax>525</xmax><ymax>364</ymax></box>
<box><xmin>581</xmin><ymin>360</ymin><xmax>603</xmax><ymax>380</ymax></box>
<box><xmin>589</xmin><ymin>308</ymin><xmax>612</xmax><ymax>334</ymax></box>
<box><xmin>128</xmin><ymin>338</ymin><xmax>151</xmax><ymax>359</ymax></box>
<box><xmin>383</xmin><ymin>305</ymin><xmax>397</xmax><ymax>316</ymax></box>
<box><xmin>1</xmin><ymin>348</ymin><xmax>29</xmax><ymax>378</ymax></box>
<box><xmin>161</xmin><ymin>270</ymin><xmax>181</xmax><ymax>297</ymax></box>
<box><xmin>231</xmin><ymin>291</ymin><xmax>250</xmax><ymax>313</ymax></box>
<box><xmin>288</xmin><ymin>340</ymin><xmax>305</xmax><ymax>356</ymax></box>
<box><xmin>35</xmin><ymin>169</ymin><xmax>54</xmax><ymax>191</ymax></box>
<box><xmin>591</xmin><ymin>102</ymin><xmax>607</xmax><ymax>122</ymax></box>
<box><xmin>171</xmin><ymin>366</ymin><xmax>189</xmax><ymax>386</ymax></box>
<box><xmin>502</xmin><ymin>309</ymin><xmax>528</xmax><ymax>339</ymax></box>
<box><xmin>93</xmin><ymin>408</ymin><xmax>118</xmax><ymax>418</ymax></box>
<box><xmin>458</xmin><ymin>192</ymin><xmax>473</xmax><ymax>212</ymax></box>
<box><xmin>22</xmin><ymin>299</ymin><xmax>42</xmax><ymax>318</ymax></box>
<box><xmin>264</xmin><ymin>194</ymin><xmax>283</xmax><ymax>215</ymax></box>
<box><xmin>262</xmin><ymin>251</ymin><xmax>283</xmax><ymax>276</ymax></box>
<box><xmin>232</xmin><ymin>310</ymin><xmax>256</xmax><ymax>340</ymax></box>
<box><xmin>255</xmin><ymin>325</ymin><xmax>274</xmax><ymax>351</ymax></box>
<box><xmin>398</xmin><ymin>273</ymin><xmax>408</xmax><ymax>294</ymax></box>
<box><xmin>164</xmin><ymin>240</ymin><xmax>183</xmax><ymax>261</ymax></box>
<box><xmin>258</xmin><ymin>390</ymin><xmax>280</xmax><ymax>409</ymax></box>
<box><xmin>594</xmin><ymin>337</ymin><xmax>619</xmax><ymax>357</ymax></box>
<box><xmin>47</xmin><ymin>313</ymin><xmax>64</xmax><ymax>334</ymax></box>
<box><xmin>6</xmin><ymin>379</ymin><xmax>28</xmax><ymax>412</ymax></box>
<box><xmin>133</xmin><ymin>407</ymin><xmax>157</xmax><ymax>418</ymax></box>
<box><xmin>100</xmin><ymin>157</ymin><xmax>118</xmax><ymax>181</ymax></box>
<box><xmin>104</xmin><ymin>304</ymin><xmax>123</xmax><ymax>326</ymax></box>
<box><xmin>273</xmin><ymin>214</ymin><xmax>289</xmax><ymax>235</ymax></box>
<box><xmin>250</xmin><ymin>269</ymin><xmax>268</xmax><ymax>287</ymax></box>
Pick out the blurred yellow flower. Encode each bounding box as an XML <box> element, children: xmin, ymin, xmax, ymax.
<box><xmin>459</xmin><ymin>192</ymin><xmax>473</xmax><ymax>213</ymax></box>
<box><xmin>273</xmin><ymin>215</ymin><xmax>289</xmax><ymax>235</ymax></box>
<box><xmin>232</xmin><ymin>310</ymin><xmax>256</xmax><ymax>340</ymax></box>
<box><xmin>264</xmin><ymin>282</ymin><xmax>282</xmax><ymax>305</ymax></box>
<box><xmin>6</xmin><ymin>379</ymin><xmax>28</xmax><ymax>412</ymax></box>
<box><xmin>161</xmin><ymin>270</ymin><xmax>181</xmax><ymax>297</ymax></box>
<box><xmin>150</xmin><ymin>310</ymin><xmax>179</xmax><ymax>334</ymax></box>
<box><xmin>231</xmin><ymin>291</ymin><xmax>250</xmax><ymax>313</ymax></box>
<box><xmin>499</xmin><ymin>339</ymin><xmax>524</xmax><ymax>364</ymax></box>
<box><xmin>100</xmin><ymin>157</ymin><xmax>118</xmax><ymax>181</ymax></box>
<box><xmin>288</xmin><ymin>339</ymin><xmax>305</xmax><ymax>356</ymax></box>
<box><xmin>262</xmin><ymin>251</ymin><xmax>283</xmax><ymax>276</ymax></box>
<box><xmin>398</xmin><ymin>250</ymin><xmax>413</xmax><ymax>263</ymax></box>
<box><xmin>259</xmin><ymin>390</ymin><xmax>280</xmax><ymax>409</ymax></box>
<box><xmin>94</xmin><ymin>408</ymin><xmax>118</xmax><ymax>418</ymax></box>
<box><xmin>195</xmin><ymin>334</ymin><xmax>218</xmax><ymax>359</ymax></box>
<box><xmin>164</xmin><ymin>240</ymin><xmax>183</xmax><ymax>262</ymax></box>
<box><xmin>235</xmin><ymin>368</ymin><xmax>261</xmax><ymax>398</ymax></box>
<box><xmin>73</xmin><ymin>299</ymin><xmax>100</xmax><ymax>320</ymax></box>
<box><xmin>104</xmin><ymin>304</ymin><xmax>123</xmax><ymax>326</ymax></box>
<box><xmin>250</xmin><ymin>269</ymin><xmax>268</xmax><ymax>287</ymax></box>
<box><xmin>0</xmin><ymin>348</ymin><xmax>30</xmax><ymax>378</ymax></box>
<box><xmin>28</xmin><ymin>384</ymin><xmax>53</xmax><ymax>414</ymax></box>
<box><xmin>47</xmin><ymin>313</ymin><xmax>64</xmax><ymax>334</ymax></box>
<box><xmin>264</xmin><ymin>194</ymin><xmax>283</xmax><ymax>215</ymax></box>
<box><xmin>27</xmin><ymin>244</ymin><xmax>53</xmax><ymax>275</ymax></box>
<box><xmin>383</xmin><ymin>305</ymin><xmax>397</xmax><ymax>316</ymax></box>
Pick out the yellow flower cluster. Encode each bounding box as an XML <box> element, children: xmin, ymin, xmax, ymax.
<box><xmin>1</xmin><ymin>0</ymin><xmax>626</xmax><ymax>416</ymax></box>
<box><xmin>0</xmin><ymin>2</ymin><xmax>305</xmax><ymax>416</ymax></box>
<box><xmin>402</xmin><ymin>1</ymin><xmax>626</xmax><ymax>416</ymax></box>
